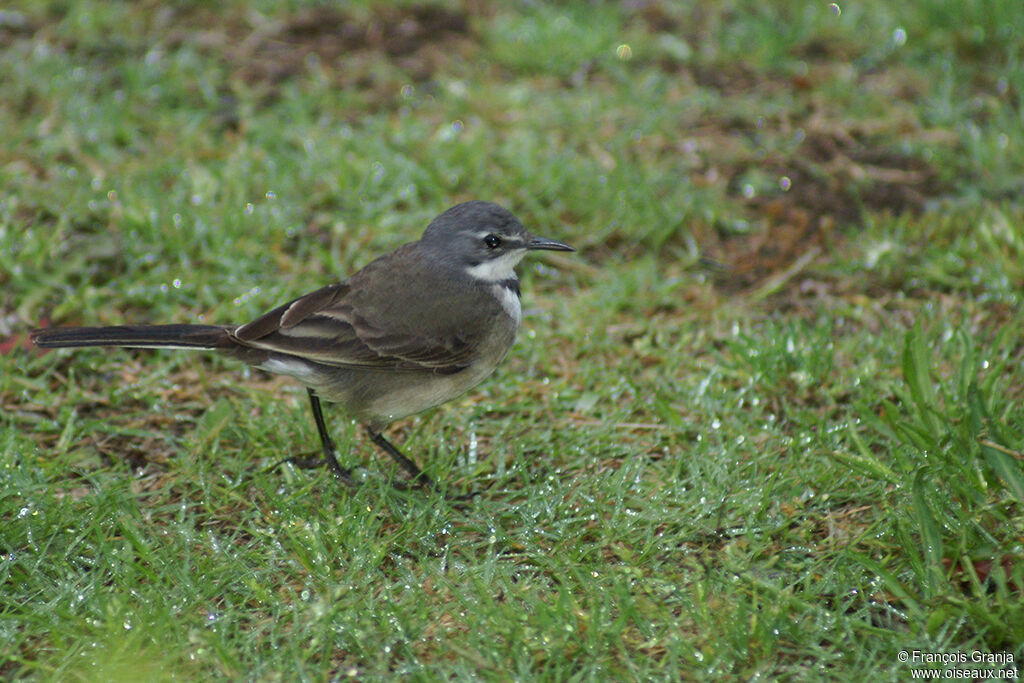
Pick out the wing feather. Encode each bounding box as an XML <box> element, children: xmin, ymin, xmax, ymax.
<box><xmin>230</xmin><ymin>265</ymin><xmax>483</xmax><ymax>373</ymax></box>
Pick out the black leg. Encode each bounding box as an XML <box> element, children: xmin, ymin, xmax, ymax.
<box><xmin>272</xmin><ymin>391</ymin><xmax>356</xmax><ymax>487</ymax></box>
<box><xmin>307</xmin><ymin>389</ymin><xmax>358</xmax><ymax>486</ymax></box>
<box><xmin>366</xmin><ymin>428</ymin><xmax>435</xmax><ymax>489</ymax></box>
<box><xmin>269</xmin><ymin>389</ymin><xmax>357</xmax><ymax>486</ymax></box>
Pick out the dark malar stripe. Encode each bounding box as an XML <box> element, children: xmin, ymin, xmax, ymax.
<box><xmin>498</xmin><ymin>278</ymin><xmax>521</xmax><ymax>297</ymax></box>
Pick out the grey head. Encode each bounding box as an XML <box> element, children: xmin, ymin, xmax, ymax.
<box><xmin>420</xmin><ymin>201</ymin><xmax>574</xmax><ymax>283</ymax></box>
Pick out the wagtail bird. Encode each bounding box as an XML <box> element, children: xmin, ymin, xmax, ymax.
<box><xmin>31</xmin><ymin>201</ymin><xmax>574</xmax><ymax>488</ymax></box>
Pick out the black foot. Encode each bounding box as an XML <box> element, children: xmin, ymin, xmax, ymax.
<box><xmin>448</xmin><ymin>489</ymin><xmax>481</xmax><ymax>502</ymax></box>
<box><xmin>366</xmin><ymin>428</ymin><xmax>435</xmax><ymax>489</ymax></box>
<box><xmin>269</xmin><ymin>453</ymin><xmax>358</xmax><ymax>488</ymax></box>
<box><xmin>272</xmin><ymin>454</ymin><xmax>325</xmax><ymax>470</ymax></box>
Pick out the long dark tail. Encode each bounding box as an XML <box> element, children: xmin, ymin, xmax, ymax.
<box><xmin>31</xmin><ymin>324</ymin><xmax>235</xmax><ymax>350</ymax></box>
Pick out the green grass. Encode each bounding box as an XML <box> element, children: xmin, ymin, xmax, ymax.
<box><xmin>2</xmin><ymin>0</ymin><xmax>1023</xmax><ymax>679</ymax></box>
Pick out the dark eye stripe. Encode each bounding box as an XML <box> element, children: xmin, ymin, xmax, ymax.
<box><xmin>484</xmin><ymin>234</ymin><xmax>501</xmax><ymax>249</ymax></box>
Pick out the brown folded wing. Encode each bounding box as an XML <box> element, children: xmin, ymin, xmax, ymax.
<box><xmin>232</xmin><ymin>279</ymin><xmax>477</xmax><ymax>374</ymax></box>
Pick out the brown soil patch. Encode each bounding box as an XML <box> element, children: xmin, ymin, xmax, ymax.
<box><xmin>702</xmin><ymin>126</ymin><xmax>950</xmax><ymax>293</ymax></box>
<box><xmin>221</xmin><ymin>5</ymin><xmax>474</xmax><ymax>88</ymax></box>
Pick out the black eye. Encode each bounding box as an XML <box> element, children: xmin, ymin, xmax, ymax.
<box><xmin>484</xmin><ymin>234</ymin><xmax>501</xmax><ymax>249</ymax></box>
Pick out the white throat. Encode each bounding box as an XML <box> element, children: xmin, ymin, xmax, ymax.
<box><xmin>466</xmin><ymin>250</ymin><xmax>526</xmax><ymax>282</ymax></box>
<box><xmin>492</xmin><ymin>282</ymin><xmax>522</xmax><ymax>327</ymax></box>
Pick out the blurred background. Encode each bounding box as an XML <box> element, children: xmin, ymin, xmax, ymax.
<box><xmin>1</xmin><ymin>1</ymin><xmax>1022</xmax><ymax>679</ymax></box>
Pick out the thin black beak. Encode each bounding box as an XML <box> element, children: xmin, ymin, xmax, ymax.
<box><xmin>527</xmin><ymin>235</ymin><xmax>575</xmax><ymax>252</ymax></box>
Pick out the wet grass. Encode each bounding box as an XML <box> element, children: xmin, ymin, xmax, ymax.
<box><xmin>2</xmin><ymin>0</ymin><xmax>1023</xmax><ymax>679</ymax></box>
